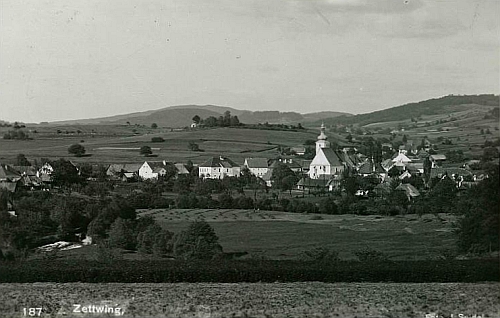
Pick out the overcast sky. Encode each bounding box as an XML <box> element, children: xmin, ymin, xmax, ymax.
<box><xmin>1</xmin><ymin>0</ymin><xmax>498</xmax><ymax>123</ymax></box>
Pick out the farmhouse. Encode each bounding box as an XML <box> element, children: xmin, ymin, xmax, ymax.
<box><xmin>199</xmin><ymin>156</ymin><xmax>241</xmax><ymax>179</ymax></box>
<box><xmin>244</xmin><ymin>158</ymin><xmax>269</xmax><ymax>177</ymax></box>
<box><xmin>139</xmin><ymin>161</ymin><xmax>170</xmax><ymax>180</ymax></box>
<box><xmin>106</xmin><ymin>163</ymin><xmax>142</xmax><ymax>181</ymax></box>
<box><xmin>429</xmin><ymin>154</ymin><xmax>447</xmax><ymax>168</ymax></box>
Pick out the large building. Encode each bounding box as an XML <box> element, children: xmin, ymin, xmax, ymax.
<box><xmin>308</xmin><ymin>124</ymin><xmax>345</xmax><ymax>179</ymax></box>
<box><xmin>199</xmin><ymin>156</ymin><xmax>241</xmax><ymax>179</ymax></box>
<box><xmin>243</xmin><ymin>158</ymin><xmax>269</xmax><ymax>177</ymax></box>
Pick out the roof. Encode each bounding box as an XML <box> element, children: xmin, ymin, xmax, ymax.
<box><xmin>0</xmin><ymin>164</ymin><xmax>22</xmax><ymax>181</ymax></box>
<box><xmin>245</xmin><ymin>158</ymin><xmax>269</xmax><ymax>169</ymax></box>
<box><xmin>297</xmin><ymin>178</ymin><xmax>331</xmax><ymax>187</ymax></box>
<box><xmin>0</xmin><ymin>181</ymin><xmax>17</xmax><ymax>192</ymax></box>
<box><xmin>392</xmin><ymin>153</ymin><xmax>412</xmax><ymax>163</ymax></box>
<box><xmin>12</xmin><ymin>166</ymin><xmax>37</xmax><ymax>176</ymax></box>
<box><xmin>396</xmin><ymin>183</ymin><xmax>420</xmax><ymax>197</ymax></box>
<box><xmin>430</xmin><ymin>167</ymin><xmax>472</xmax><ymax>179</ymax></box>
<box><xmin>430</xmin><ymin>154</ymin><xmax>447</xmax><ymax>161</ymax></box>
<box><xmin>199</xmin><ymin>157</ymin><xmax>239</xmax><ymax>168</ymax></box>
<box><xmin>291</xmin><ymin>147</ymin><xmax>306</xmax><ymax>153</ymax></box>
<box><xmin>107</xmin><ymin>163</ymin><xmax>142</xmax><ymax>174</ymax></box>
<box><xmin>320</xmin><ymin>148</ymin><xmax>343</xmax><ymax>166</ymax></box>
<box><xmin>174</xmin><ymin>163</ymin><xmax>190</xmax><ymax>174</ymax></box>
<box><xmin>358</xmin><ymin>160</ymin><xmax>385</xmax><ymax>174</ymax></box>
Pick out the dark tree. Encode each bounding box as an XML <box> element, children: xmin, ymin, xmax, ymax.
<box><xmin>151</xmin><ymin>123</ymin><xmax>158</xmax><ymax>129</ymax></box>
<box><xmin>51</xmin><ymin>159</ymin><xmax>81</xmax><ymax>187</ymax></box>
<box><xmin>68</xmin><ymin>144</ymin><xmax>86</xmax><ymax>157</ymax></box>
<box><xmin>172</xmin><ymin>220</ymin><xmax>222</xmax><ymax>260</ymax></box>
<box><xmin>16</xmin><ymin>154</ymin><xmax>31</xmax><ymax>166</ymax></box>
<box><xmin>270</xmin><ymin>162</ymin><xmax>297</xmax><ymax>191</ymax></box>
<box><xmin>140</xmin><ymin>146</ymin><xmax>152</xmax><ymax>156</ymax></box>
<box><xmin>192</xmin><ymin>115</ymin><xmax>201</xmax><ymax>124</ymax></box>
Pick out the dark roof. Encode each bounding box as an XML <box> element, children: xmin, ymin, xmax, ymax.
<box><xmin>0</xmin><ymin>164</ymin><xmax>22</xmax><ymax>181</ymax></box>
<box><xmin>297</xmin><ymin>178</ymin><xmax>330</xmax><ymax>187</ymax></box>
<box><xmin>430</xmin><ymin>167</ymin><xmax>472</xmax><ymax>178</ymax></box>
<box><xmin>199</xmin><ymin>157</ymin><xmax>239</xmax><ymax>168</ymax></box>
<box><xmin>12</xmin><ymin>166</ymin><xmax>37</xmax><ymax>176</ymax></box>
<box><xmin>320</xmin><ymin>148</ymin><xmax>343</xmax><ymax>166</ymax></box>
<box><xmin>358</xmin><ymin>160</ymin><xmax>385</xmax><ymax>174</ymax></box>
<box><xmin>245</xmin><ymin>158</ymin><xmax>269</xmax><ymax>168</ymax></box>
<box><xmin>107</xmin><ymin>163</ymin><xmax>142</xmax><ymax>174</ymax></box>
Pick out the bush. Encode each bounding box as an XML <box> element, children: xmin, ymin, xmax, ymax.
<box><xmin>151</xmin><ymin>137</ymin><xmax>165</xmax><ymax>142</ymax></box>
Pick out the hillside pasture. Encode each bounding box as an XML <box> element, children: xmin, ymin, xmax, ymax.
<box><xmin>0</xmin><ymin>126</ymin><xmax>315</xmax><ymax>165</ymax></box>
<box><xmin>139</xmin><ymin>209</ymin><xmax>458</xmax><ymax>260</ymax></box>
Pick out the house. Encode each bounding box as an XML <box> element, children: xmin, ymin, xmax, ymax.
<box><xmin>395</xmin><ymin>183</ymin><xmax>420</xmax><ymax>201</ymax></box>
<box><xmin>392</xmin><ymin>152</ymin><xmax>412</xmax><ymax>166</ymax></box>
<box><xmin>36</xmin><ymin>162</ymin><xmax>54</xmax><ymax>183</ymax></box>
<box><xmin>244</xmin><ymin>158</ymin><xmax>269</xmax><ymax>177</ymax></box>
<box><xmin>297</xmin><ymin>177</ymin><xmax>333</xmax><ymax>192</ymax></box>
<box><xmin>358</xmin><ymin>159</ymin><xmax>386</xmax><ymax>178</ymax></box>
<box><xmin>174</xmin><ymin>163</ymin><xmax>190</xmax><ymax>175</ymax></box>
<box><xmin>308</xmin><ymin>124</ymin><xmax>345</xmax><ymax>179</ymax></box>
<box><xmin>0</xmin><ymin>164</ymin><xmax>22</xmax><ymax>193</ymax></box>
<box><xmin>290</xmin><ymin>147</ymin><xmax>306</xmax><ymax>156</ymax></box>
<box><xmin>198</xmin><ymin>156</ymin><xmax>241</xmax><ymax>179</ymax></box>
<box><xmin>139</xmin><ymin>161</ymin><xmax>171</xmax><ymax>180</ymax></box>
<box><xmin>429</xmin><ymin>154</ymin><xmax>447</xmax><ymax>168</ymax></box>
<box><xmin>106</xmin><ymin>163</ymin><xmax>142</xmax><ymax>181</ymax></box>
<box><xmin>272</xmin><ymin>158</ymin><xmax>303</xmax><ymax>173</ymax></box>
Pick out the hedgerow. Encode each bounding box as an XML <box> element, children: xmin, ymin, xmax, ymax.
<box><xmin>0</xmin><ymin>259</ymin><xmax>497</xmax><ymax>283</ymax></box>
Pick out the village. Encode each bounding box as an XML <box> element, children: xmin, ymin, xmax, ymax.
<box><xmin>0</xmin><ymin>123</ymin><xmax>491</xmax><ymax>215</ymax></box>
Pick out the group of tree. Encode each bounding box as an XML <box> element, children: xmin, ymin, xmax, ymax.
<box><xmin>193</xmin><ymin>111</ymin><xmax>241</xmax><ymax>128</ymax></box>
<box><xmin>3</xmin><ymin>130</ymin><xmax>31</xmax><ymax>140</ymax></box>
<box><xmin>68</xmin><ymin>144</ymin><xmax>86</xmax><ymax>157</ymax></box>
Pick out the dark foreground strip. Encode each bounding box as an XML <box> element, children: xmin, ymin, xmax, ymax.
<box><xmin>0</xmin><ymin>259</ymin><xmax>497</xmax><ymax>283</ymax></box>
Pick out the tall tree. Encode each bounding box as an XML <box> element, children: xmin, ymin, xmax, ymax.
<box><xmin>16</xmin><ymin>154</ymin><xmax>31</xmax><ymax>166</ymax></box>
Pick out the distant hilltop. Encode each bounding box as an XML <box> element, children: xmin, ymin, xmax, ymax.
<box><xmin>40</xmin><ymin>105</ymin><xmax>351</xmax><ymax>128</ymax></box>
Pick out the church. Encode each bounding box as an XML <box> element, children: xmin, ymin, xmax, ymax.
<box><xmin>308</xmin><ymin>124</ymin><xmax>345</xmax><ymax>179</ymax></box>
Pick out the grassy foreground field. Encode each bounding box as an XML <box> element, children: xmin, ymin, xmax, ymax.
<box><xmin>0</xmin><ymin>282</ymin><xmax>498</xmax><ymax>317</ymax></box>
<box><xmin>139</xmin><ymin>209</ymin><xmax>458</xmax><ymax>260</ymax></box>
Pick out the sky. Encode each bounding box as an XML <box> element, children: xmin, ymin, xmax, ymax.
<box><xmin>1</xmin><ymin>0</ymin><xmax>499</xmax><ymax>123</ymax></box>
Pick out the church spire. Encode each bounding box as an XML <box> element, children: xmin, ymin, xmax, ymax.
<box><xmin>318</xmin><ymin>122</ymin><xmax>328</xmax><ymax>141</ymax></box>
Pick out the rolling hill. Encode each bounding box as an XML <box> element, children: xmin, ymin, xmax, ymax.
<box><xmin>315</xmin><ymin>94</ymin><xmax>499</xmax><ymax>127</ymax></box>
<box><xmin>42</xmin><ymin>105</ymin><xmax>351</xmax><ymax>127</ymax></box>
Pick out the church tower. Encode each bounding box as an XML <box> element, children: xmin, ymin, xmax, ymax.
<box><xmin>316</xmin><ymin>123</ymin><xmax>330</xmax><ymax>153</ymax></box>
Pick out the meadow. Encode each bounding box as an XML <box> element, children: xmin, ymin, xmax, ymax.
<box><xmin>138</xmin><ymin>209</ymin><xmax>458</xmax><ymax>260</ymax></box>
<box><xmin>0</xmin><ymin>126</ymin><xmax>316</xmax><ymax>165</ymax></box>
<box><xmin>0</xmin><ymin>282</ymin><xmax>498</xmax><ymax>317</ymax></box>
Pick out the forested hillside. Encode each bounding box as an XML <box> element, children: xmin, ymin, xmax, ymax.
<box><xmin>318</xmin><ymin>94</ymin><xmax>499</xmax><ymax>127</ymax></box>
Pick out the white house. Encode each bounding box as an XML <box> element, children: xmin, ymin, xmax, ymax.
<box><xmin>244</xmin><ymin>158</ymin><xmax>269</xmax><ymax>177</ymax></box>
<box><xmin>199</xmin><ymin>156</ymin><xmax>241</xmax><ymax>179</ymax></box>
<box><xmin>139</xmin><ymin>161</ymin><xmax>170</xmax><ymax>180</ymax></box>
<box><xmin>308</xmin><ymin>124</ymin><xmax>345</xmax><ymax>179</ymax></box>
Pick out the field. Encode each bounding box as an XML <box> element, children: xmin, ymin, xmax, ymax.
<box><xmin>136</xmin><ymin>209</ymin><xmax>458</xmax><ymax>260</ymax></box>
<box><xmin>0</xmin><ymin>282</ymin><xmax>498</xmax><ymax>317</ymax></box>
<box><xmin>0</xmin><ymin>126</ymin><xmax>317</xmax><ymax>165</ymax></box>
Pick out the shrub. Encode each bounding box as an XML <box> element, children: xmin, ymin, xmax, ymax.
<box><xmin>151</xmin><ymin>137</ymin><xmax>165</xmax><ymax>142</ymax></box>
